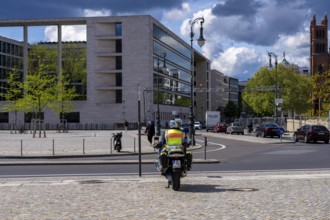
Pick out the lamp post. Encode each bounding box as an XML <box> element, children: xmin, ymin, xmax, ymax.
<box><xmin>190</xmin><ymin>17</ymin><xmax>206</xmax><ymax>145</ymax></box>
<box><xmin>156</xmin><ymin>53</ymin><xmax>166</xmax><ymax>136</ymax></box>
<box><xmin>268</xmin><ymin>51</ymin><xmax>278</xmax><ymax>121</ymax></box>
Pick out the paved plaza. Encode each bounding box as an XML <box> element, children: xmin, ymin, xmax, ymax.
<box><xmin>1</xmin><ymin>129</ymin><xmax>328</xmax><ymax>219</ymax></box>
<box><xmin>0</xmin><ymin>170</ymin><xmax>329</xmax><ymax>219</ymax></box>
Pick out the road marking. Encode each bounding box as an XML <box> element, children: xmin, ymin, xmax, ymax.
<box><xmin>195</xmin><ymin>139</ymin><xmax>226</xmax><ymax>153</ymax></box>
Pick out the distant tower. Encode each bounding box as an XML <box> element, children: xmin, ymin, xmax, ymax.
<box><xmin>310</xmin><ymin>14</ymin><xmax>329</xmax><ymax>76</ymax></box>
<box><xmin>310</xmin><ymin>14</ymin><xmax>330</xmax><ymax>115</ymax></box>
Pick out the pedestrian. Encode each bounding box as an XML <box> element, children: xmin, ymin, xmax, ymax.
<box><xmin>165</xmin><ymin>121</ymin><xmax>169</xmax><ymax>129</ymax></box>
<box><xmin>146</xmin><ymin>121</ymin><xmax>155</xmax><ymax>146</ymax></box>
<box><xmin>124</xmin><ymin>120</ymin><xmax>129</xmax><ymax>132</ymax></box>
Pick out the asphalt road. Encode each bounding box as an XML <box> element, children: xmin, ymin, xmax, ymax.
<box><xmin>1</xmin><ymin>134</ymin><xmax>330</xmax><ymax>177</ymax></box>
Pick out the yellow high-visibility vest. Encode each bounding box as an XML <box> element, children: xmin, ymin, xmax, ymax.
<box><xmin>166</xmin><ymin>129</ymin><xmax>183</xmax><ymax>146</ymax></box>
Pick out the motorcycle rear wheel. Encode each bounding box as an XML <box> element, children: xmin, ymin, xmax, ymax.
<box><xmin>172</xmin><ymin>172</ymin><xmax>181</xmax><ymax>191</ymax></box>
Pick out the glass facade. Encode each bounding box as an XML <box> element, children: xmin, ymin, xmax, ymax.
<box><xmin>153</xmin><ymin>24</ymin><xmax>192</xmax><ymax>107</ymax></box>
<box><xmin>0</xmin><ymin>39</ymin><xmax>24</xmax><ymax>101</ymax></box>
<box><xmin>153</xmin><ymin>25</ymin><xmax>190</xmax><ymax>58</ymax></box>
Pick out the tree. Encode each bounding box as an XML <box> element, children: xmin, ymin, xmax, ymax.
<box><xmin>311</xmin><ymin>69</ymin><xmax>330</xmax><ymax>117</ymax></box>
<box><xmin>224</xmin><ymin>100</ymin><xmax>239</xmax><ymax>121</ymax></box>
<box><xmin>49</xmin><ymin>74</ymin><xmax>79</xmax><ymax>131</ymax></box>
<box><xmin>0</xmin><ymin>68</ymin><xmax>24</xmax><ymax>131</ymax></box>
<box><xmin>18</xmin><ymin>57</ymin><xmax>57</xmax><ymax>137</ymax></box>
<box><xmin>62</xmin><ymin>43</ymin><xmax>87</xmax><ymax>100</ymax></box>
<box><xmin>243</xmin><ymin>65</ymin><xmax>312</xmax><ymax>117</ymax></box>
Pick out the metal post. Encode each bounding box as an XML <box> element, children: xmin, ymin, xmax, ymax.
<box><xmin>83</xmin><ymin>139</ymin><xmax>85</xmax><ymax>155</ymax></box>
<box><xmin>138</xmin><ymin>84</ymin><xmax>142</xmax><ymax>177</ymax></box>
<box><xmin>189</xmin><ymin>17</ymin><xmax>205</xmax><ymax>146</ymax></box>
<box><xmin>110</xmin><ymin>138</ymin><xmax>113</xmax><ymax>154</ymax></box>
<box><xmin>21</xmin><ymin>139</ymin><xmax>23</xmax><ymax>156</ymax></box>
<box><xmin>134</xmin><ymin>137</ymin><xmax>136</xmax><ymax>153</ymax></box>
<box><xmin>52</xmin><ymin>139</ymin><xmax>55</xmax><ymax>155</ymax></box>
<box><xmin>204</xmin><ymin>136</ymin><xmax>207</xmax><ymax>160</ymax></box>
<box><xmin>156</xmin><ymin>53</ymin><xmax>166</xmax><ymax>136</ymax></box>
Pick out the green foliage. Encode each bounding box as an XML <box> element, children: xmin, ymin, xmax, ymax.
<box><xmin>242</xmin><ymin>65</ymin><xmax>312</xmax><ymax>117</ymax></box>
<box><xmin>224</xmin><ymin>100</ymin><xmax>239</xmax><ymax>118</ymax></box>
<box><xmin>18</xmin><ymin>60</ymin><xmax>57</xmax><ymax>116</ymax></box>
<box><xmin>49</xmin><ymin>74</ymin><xmax>79</xmax><ymax>116</ymax></box>
<box><xmin>0</xmin><ymin>68</ymin><xmax>24</xmax><ymax>112</ymax></box>
<box><xmin>311</xmin><ymin>69</ymin><xmax>330</xmax><ymax>116</ymax></box>
<box><xmin>62</xmin><ymin>44</ymin><xmax>87</xmax><ymax>99</ymax></box>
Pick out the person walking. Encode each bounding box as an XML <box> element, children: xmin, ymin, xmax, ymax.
<box><xmin>146</xmin><ymin>121</ymin><xmax>155</xmax><ymax>146</ymax></box>
<box><xmin>124</xmin><ymin>120</ymin><xmax>129</xmax><ymax>132</ymax></box>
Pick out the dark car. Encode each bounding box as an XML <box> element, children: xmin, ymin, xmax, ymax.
<box><xmin>255</xmin><ymin>123</ymin><xmax>282</xmax><ymax>138</ymax></box>
<box><xmin>214</xmin><ymin>122</ymin><xmax>228</xmax><ymax>133</ymax></box>
<box><xmin>293</xmin><ymin>124</ymin><xmax>330</xmax><ymax>143</ymax></box>
<box><xmin>180</xmin><ymin>123</ymin><xmax>190</xmax><ymax>134</ymax></box>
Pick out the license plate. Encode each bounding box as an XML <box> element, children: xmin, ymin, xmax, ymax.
<box><xmin>318</xmin><ymin>133</ymin><xmax>324</xmax><ymax>135</ymax></box>
<box><xmin>172</xmin><ymin>160</ymin><xmax>181</xmax><ymax>168</ymax></box>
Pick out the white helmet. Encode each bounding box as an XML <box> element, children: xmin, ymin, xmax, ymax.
<box><xmin>169</xmin><ymin>120</ymin><xmax>179</xmax><ymax>129</ymax></box>
<box><xmin>174</xmin><ymin>118</ymin><xmax>182</xmax><ymax>127</ymax></box>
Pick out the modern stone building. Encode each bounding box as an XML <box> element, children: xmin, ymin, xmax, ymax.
<box><xmin>0</xmin><ymin>15</ymin><xmax>210</xmax><ymax>129</ymax></box>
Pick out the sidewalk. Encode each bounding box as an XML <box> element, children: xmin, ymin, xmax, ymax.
<box><xmin>0</xmin><ymin>129</ymin><xmax>219</xmax><ymax>164</ymax></box>
<box><xmin>0</xmin><ymin>170</ymin><xmax>329</xmax><ymax>219</ymax></box>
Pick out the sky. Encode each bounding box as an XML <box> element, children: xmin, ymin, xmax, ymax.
<box><xmin>0</xmin><ymin>0</ymin><xmax>329</xmax><ymax>81</ymax></box>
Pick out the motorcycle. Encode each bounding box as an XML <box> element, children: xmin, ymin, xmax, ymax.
<box><xmin>112</xmin><ymin>132</ymin><xmax>122</xmax><ymax>152</ymax></box>
<box><xmin>155</xmin><ymin>142</ymin><xmax>192</xmax><ymax>191</ymax></box>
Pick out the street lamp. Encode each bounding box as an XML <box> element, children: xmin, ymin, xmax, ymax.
<box><xmin>190</xmin><ymin>17</ymin><xmax>206</xmax><ymax>145</ymax></box>
<box><xmin>268</xmin><ymin>51</ymin><xmax>278</xmax><ymax>121</ymax></box>
<box><xmin>156</xmin><ymin>53</ymin><xmax>166</xmax><ymax>136</ymax></box>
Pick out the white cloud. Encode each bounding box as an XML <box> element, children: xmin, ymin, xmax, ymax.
<box><xmin>163</xmin><ymin>3</ymin><xmax>191</xmax><ymax>22</ymax></box>
<box><xmin>45</xmin><ymin>25</ymin><xmax>86</xmax><ymax>42</ymax></box>
<box><xmin>83</xmin><ymin>9</ymin><xmax>111</xmax><ymax>17</ymax></box>
<box><xmin>44</xmin><ymin>9</ymin><xmax>112</xmax><ymax>42</ymax></box>
<box><xmin>212</xmin><ymin>47</ymin><xmax>261</xmax><ymax>79</ymax></box>
<box><xmin>273</xmin><ymin>30</ymin><xmax>310</xmax><ymax>67</ymax></box>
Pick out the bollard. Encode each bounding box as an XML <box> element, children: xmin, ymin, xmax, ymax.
<box><xmin>134</xmin><ymin>137</ymin><xmax>136</xmax><ymax>153</ymax></box>
<box><xmin>204</xmin><ymin>136</ymin><xmax>207</xmax><ymax>160</ymax></box>
<box><xmin>52</xmin><ymin>139</ymin><xmax>55</xmax><ymax>155</ymax></box>
<box><xmin>83</xmin><ymin>139</ymin><xmax>85</xmax><ymax>155</ymax></box>
<box><xmin>110</xmin><ymin>138</ymin><xmax>113</xmax><ymax>154</ymax></box>
<box><xmin>21</xmin><ymin>139</ymin><xmax>23</xmax><ymax>156</ymax></box>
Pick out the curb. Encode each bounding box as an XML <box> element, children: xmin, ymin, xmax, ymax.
<box><xmin>0</xmin><ymin>158</ymin><xmax>220</xmax><ymax>166</ymax></box>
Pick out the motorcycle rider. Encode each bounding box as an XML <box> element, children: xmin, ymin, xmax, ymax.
<box><xmin>157</xmin><ymin>118</ymin><xmax>192</xmax><ymax>177</ymax></box>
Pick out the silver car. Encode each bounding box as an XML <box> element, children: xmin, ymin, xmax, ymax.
<box><xmin>226</xmin><ymin>122</ymin><xmax>244</xmax><ymax>135</ymax></box>
<box><xmin>194</xmin><ymin>121</ymin><xmax>202</xmax><ymax>130</ymax></box>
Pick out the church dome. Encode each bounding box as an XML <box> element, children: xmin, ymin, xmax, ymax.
<box><xmin>280</xmin><ymin>52</ymin><xmax>290</xmax><ymax>66</ymax></box>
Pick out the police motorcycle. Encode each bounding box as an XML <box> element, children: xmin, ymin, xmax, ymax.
<box><xmin>112</xmin><ymin>132</ymin><xmax>122</xmax><ymax>152</ymax></box>
<box><xmin>154</xmin><ymin>120</ymin><xmax>192</xmax><ymax>191</ymax></box>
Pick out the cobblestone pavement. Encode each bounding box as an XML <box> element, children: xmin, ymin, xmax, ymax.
<box><xmin>0</xmin><ymin>170</ymin><xmax>330</xmax><ymax>219</ymax></box>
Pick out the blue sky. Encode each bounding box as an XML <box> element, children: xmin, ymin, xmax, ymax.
<box><xmin>0</xmin><ymin>0</ymin><xmax>329</xmax><ymax>81</ymax></box>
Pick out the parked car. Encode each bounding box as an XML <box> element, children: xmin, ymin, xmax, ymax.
<box><xmin>255</xmin><ymin>123</ymin><xmax>282</xmax><ymax>138</ymax></box>
<box><xmin>194</xmin><ymin>121</ymin><xmax>202</xmax><ymax>130</ymax></box>
<box><xmin>293</xmin><ymin>124</ymin><xmax>330</xmax><ymax>143</ymax></box>
<box><xmin>226</xmin><ymin>122</ymin><xmax>244</xmax><ymax>135</ymax></box>
<box><xmin>180</xmin><ymin>123</ymin><xmax>190</xmax><ymax>134</ymax></box>
<box><xmin>214</xmin><ymin>122</ymin><xmax>228</xmax><ymax>133</ymax></box>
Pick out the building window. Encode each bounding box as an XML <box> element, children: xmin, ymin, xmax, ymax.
<box><xmin>116</xmin><ymin>39</ymin><xmax>122</xmax><ymax>53</ymax></box>
<box><xmin>0</xmin><ymin>112</ymin><xmax>9</xmax><ymax>123</ymax></box>
<box><xmin>115</xmin><ymin>23</ymin><xmax>122</xmax><ymax>36</ymax></box>
<box><xmin>24</xmin><ymin>112</ymin><xmax>44</xmax><ymax>123</ymax></box>
<box><xmin>116</xmin><ymin>56</ymin><xmax>122</xmax><ymax>70</ymax></box>
<box><xmin>60</xmin><ymin>112</ymin><xmax>80</xmax><ymax>123</ymax></box>
<box><xmin>116</xmin><ymin>90</ymin><xmax>122</xmax><ymax>103</ymax></box>
<box><xmin>116</xmin><ymin>73</ymin><xmax>122</xmax><ymax>86</ymax></box>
